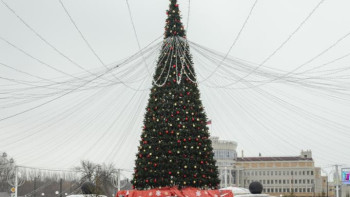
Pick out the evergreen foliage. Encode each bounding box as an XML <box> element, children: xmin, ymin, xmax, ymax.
<box><xmin>132</xmin><ymin>0</ymin><xmax>220</xmax><ymax>190</ymax></box>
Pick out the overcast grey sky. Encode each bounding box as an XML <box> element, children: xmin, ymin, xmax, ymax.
<box><xmin>1</xmin><ymin>0</ymin><xmax>350</xmax><ymax>176</ymax></box>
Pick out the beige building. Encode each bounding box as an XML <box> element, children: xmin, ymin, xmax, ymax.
<box><xmin>211</xmin><ymin>136</ymin><xmax>238</xmax><ymax>188</ymax></box>
<box><xmin>234</xmin><ymin>150</ymin><xmax>328</xmax><ymax>197</ymax></box>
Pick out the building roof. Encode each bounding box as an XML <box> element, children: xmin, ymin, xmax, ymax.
<box><xmin>236</xmin><ymin>156</ymin><xmax>313</xmax><ymax>162</ymax></box>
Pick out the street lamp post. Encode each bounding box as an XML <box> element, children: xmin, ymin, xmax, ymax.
<box><xmin>321</xmin><ymin>169</ymin><xmax>330</xmax><ymax>197</ymax></box>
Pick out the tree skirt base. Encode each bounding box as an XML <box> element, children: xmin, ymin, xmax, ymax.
<box><xmin>117</xmin><ymin>187</ymin><xmax>233</xmax><ymax>197</ymax></box>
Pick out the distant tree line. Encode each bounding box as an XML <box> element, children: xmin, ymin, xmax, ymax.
<box><xmin>1</xmin><ymin>154</ymin><xmax>130</xmax><ymax>197</ymax></box>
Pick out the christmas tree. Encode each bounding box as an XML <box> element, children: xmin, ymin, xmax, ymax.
<box><xmin>132</xmin><ymin>0</ymin><xmax>220</xmax><ymax>190</ymax></box>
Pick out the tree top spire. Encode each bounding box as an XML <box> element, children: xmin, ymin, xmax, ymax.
<box><xmin>164</xmin><ymin>0</ymin><xmax>186</xmax><ymax>38</ymax></box>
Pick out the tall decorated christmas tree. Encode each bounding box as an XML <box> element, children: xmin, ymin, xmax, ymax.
<box><xmin>132</xmin><ymin>0</ymin><xmax>220</xmax><ymax>190</ymax></box>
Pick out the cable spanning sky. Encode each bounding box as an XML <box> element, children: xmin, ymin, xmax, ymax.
<box><xmin>0</xmin><ymin>0</ymin><xmax>350</xmax><ymax>176</ymax></box>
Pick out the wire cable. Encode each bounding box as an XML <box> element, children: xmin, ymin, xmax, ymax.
<box><xmin>199</xmin><ymin>0</ymin><xmax>259</xmax><ymax>83</ymax></box>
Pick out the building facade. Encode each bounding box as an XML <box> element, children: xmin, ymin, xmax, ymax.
<box><xmin>211</xmin><ymin>136</ymin><xmax>238</xmax><ymax>188</ymax></box>
<box><xmin>234</xmin><ymin>150</ymin><xmax>327</xmax><ymax>197</ymax></box>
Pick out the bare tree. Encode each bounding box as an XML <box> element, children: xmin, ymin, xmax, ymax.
<box><xmin>75</xmin><ymin>161</ymin><xmax>117</xmax><ymax>196</ymax></box>
<box><xmin>0</xmin><ymin>152</ymin><xmax>15</xmax><ymax>192</ymax></box>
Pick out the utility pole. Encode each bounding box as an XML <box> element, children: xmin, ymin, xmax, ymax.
<box><xmin>34</xmin><ymin>177</ymin><xmax>37</xmax><ymax>197</ymax></box>
<box><xmin>59</xmin><ymin>179</ymin><xmax>63</xmax><ymax>197</ymax></box>
<box><xmin>326</xmin><ymin>179</ymin><xmax>329</xmax><ymax>197</ymax></box>
<box><xmin>335</xmin><ymin>165</ymin><xmax>340</xmax><ymax>197</ymax></box>
<box><xmin>117</xmin><ymin>169</ymin><xmax>121</xmax><ymax>192</ymax></box>
<box><xmin>14</xmin><ymin>166</ymin><xmax>18</xmax><ymax>197</ymax></box>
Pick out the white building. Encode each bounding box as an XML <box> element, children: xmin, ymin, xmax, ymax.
<box><xmin>211</xmin><ymin>136</ymin><xmax>238</xmax><ymax>188</ymax></box>
<box><xmin>234</xmin><ymin>150</ymin><xmax>327</xmax><ymax>197</ymax></box>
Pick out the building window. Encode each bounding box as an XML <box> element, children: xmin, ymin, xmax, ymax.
<box><xmin>283</xmin><ymin>180</ymin><xmax>286</xmax><ymax>184</ymax></box>
<box><xmin>267</xmin><ymin>180</ymin><xmax>270</xmax><ymax>184</ymax></box>
<box><xmin>303</xmin><ymin>171</ymin><xmax>305</xmax><ymax>175</ymax></box>
<box><xmin>263</xmin><ymin>180</ymin><xmax>266</xmax><ymax>184</ymax></box>
<box><xmin>299</xmin><ymin>188</ymin><xmax>302</xmax><ymax>193</ymax></box>
<box><xmin>287</xmin><ymin>171</ymin><xmax>289</xmax><ymax>175</ymax></box>
<box><xmin>307</xmin><ymin>188</ymin><xmax>311</xmax><ymax>192</ymax></box>
<box><xmin>267</xmin><ymin>171</ymin><xmax>270</xmax><ymax>176</ymax></box>
<box><xmin>307</xmin><ymin>179</ymin><xmax>310</xmax><ymax>184</ymax></box>
<box><xmin>307</xmin><ymin>171</ymin><xmax>309</xmax><ymax>175</ymax></box>
<box><xmin>279</xmin><ymin>180</ymin><xmax>282</xmax><ymax>184</ymax></box>
<box><xmin>303</xmin><ymin>188</ymin><xmax>306</xmax><ymax>193</ymax></box>
<box><xmin>303</xmin><ymin>179</ymin><xmax>305</xmax><ymax>184</ymax></box>
<box><xmin>311</xmin><ymin>171</ymin><xmax>314</xmax><ymax>175</ymax></box>
<box><xmin>279</xmin><ymin>171</ymin><xmax>281</xmax><ymax>175</ymax></box>
<box><xmin>311</xmin><ymin>179</ymin><xmax>314</xmax><ymax>184</ymax></box>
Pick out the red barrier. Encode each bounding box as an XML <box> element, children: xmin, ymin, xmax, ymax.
<box><xmin>117</xmin><ymin>187</ymin><xmax>233</xmax><ymax>197</ymax></box>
